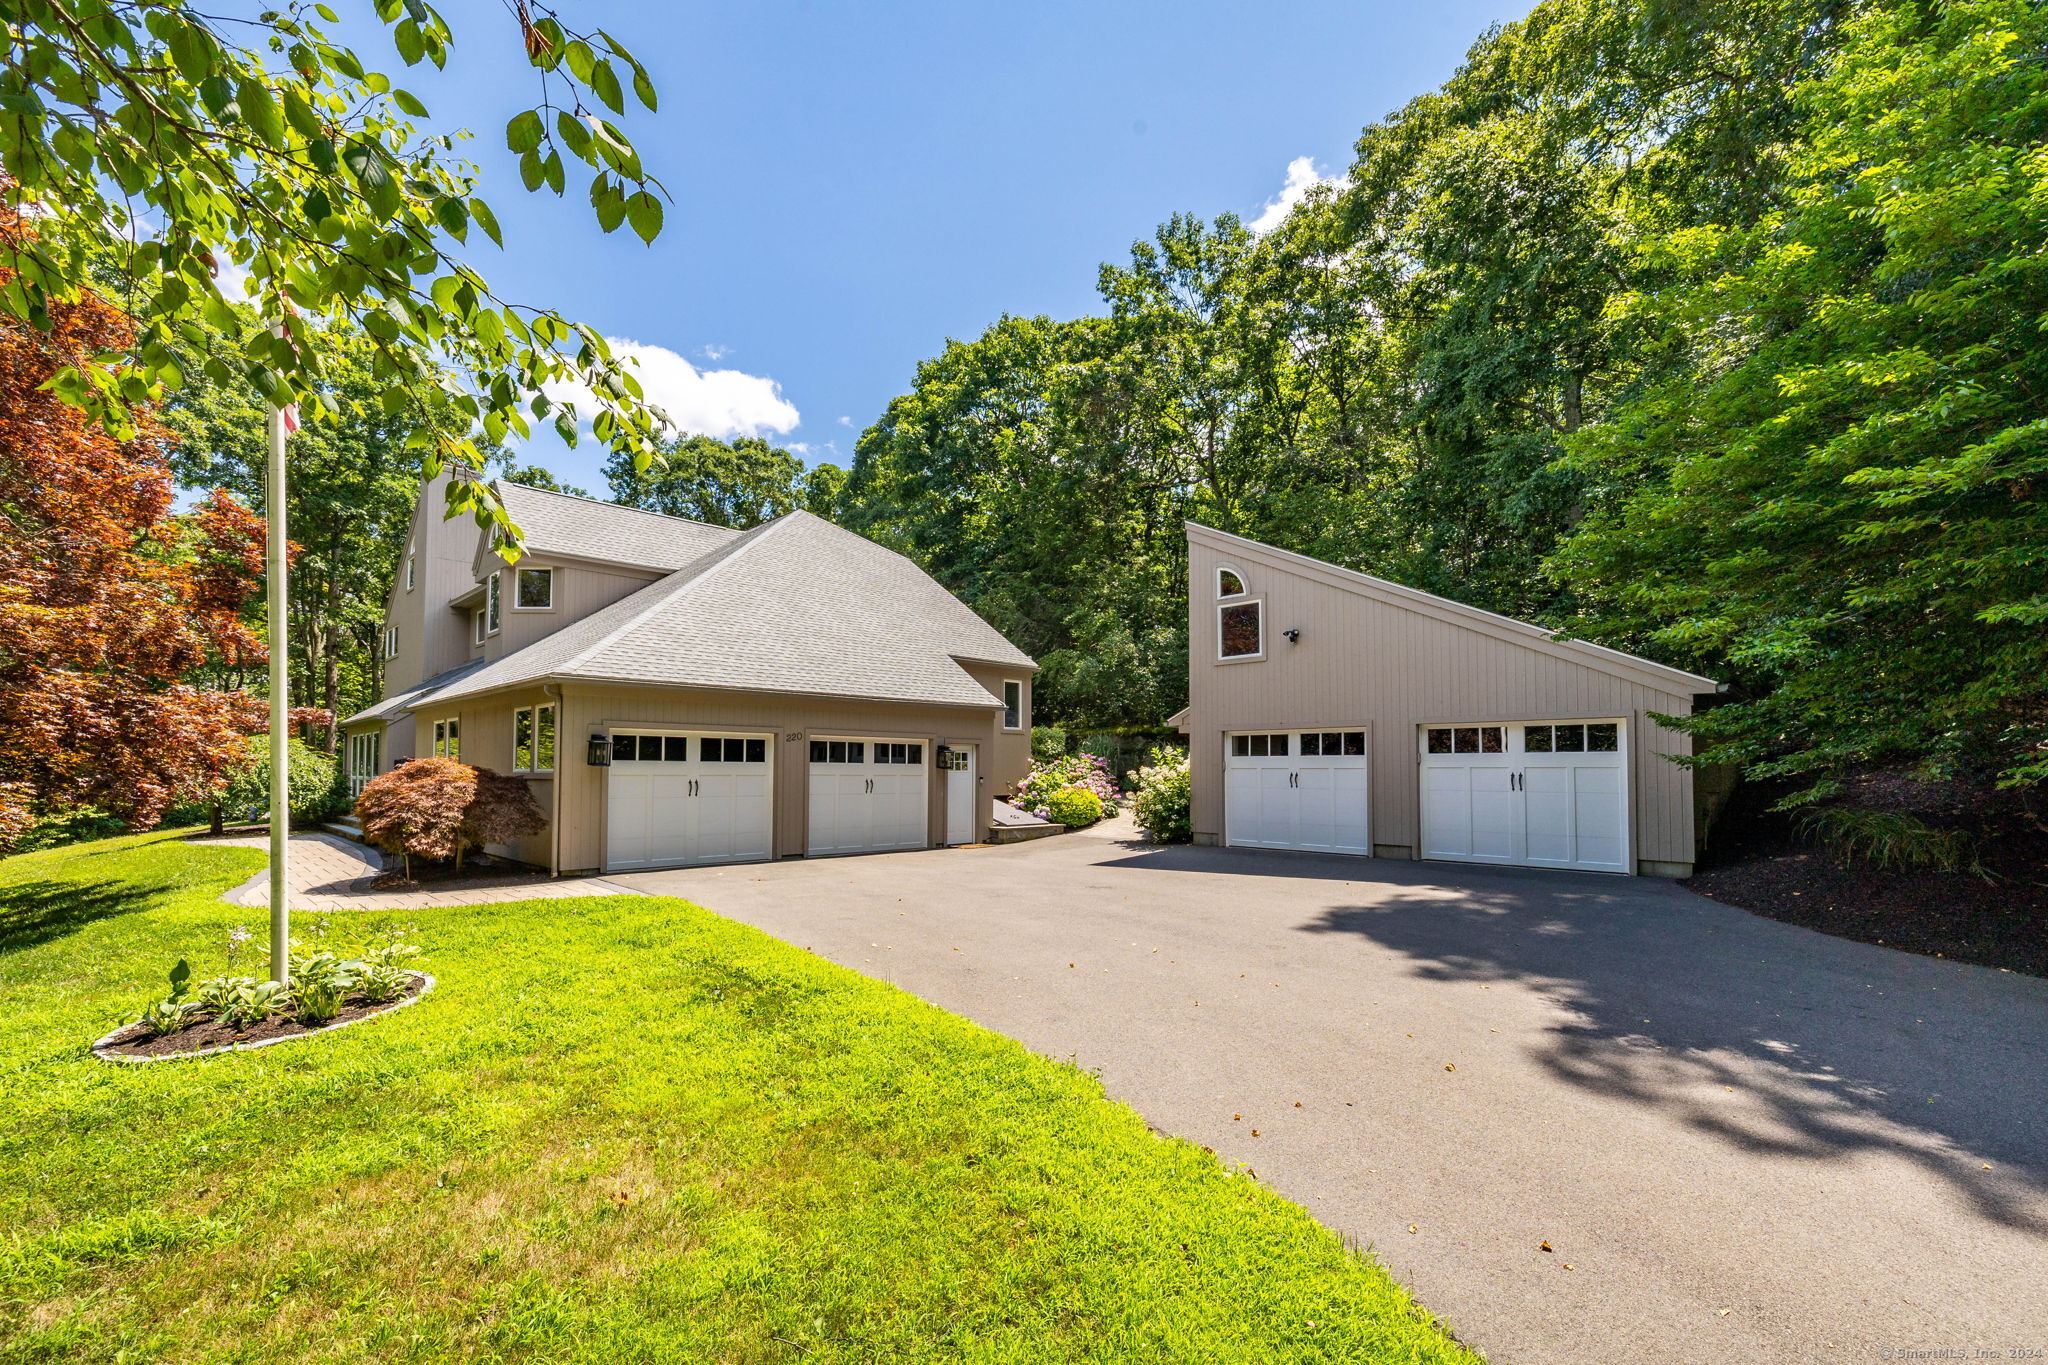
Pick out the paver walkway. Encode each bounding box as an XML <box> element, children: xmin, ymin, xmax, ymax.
<box><xmin>211</xmin><ymin>832</ymin><xmax>623</xmax><ymax>911</ymax></box>
<box><xmin>608</xmin><ymin>820</ymin><xmax>2048</xmax><ymax>1363</ymax></box>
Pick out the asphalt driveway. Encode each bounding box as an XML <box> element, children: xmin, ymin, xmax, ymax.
<box><xmin>608</xmin><ymin>822</ymin><xmax>2048</xmax><ymax>1362</ymax></box>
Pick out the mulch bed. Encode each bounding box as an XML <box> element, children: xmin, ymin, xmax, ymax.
<box><xmin>368</xmin><ymin>857</ymin><xmax>550</xmax><ymax>893</ymax></box>
<box><xmin>96</xmin><ymin>973</ymin><xmax>429</xmax><ymax>1060</ymax></box>
<box><xmin>1686</xmin><ymin>777</ymin><xmax>2048</xmax><ymax>979</ymax></box>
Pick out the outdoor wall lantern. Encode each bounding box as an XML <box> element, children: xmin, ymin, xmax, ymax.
<box><xmin>587</xmin><ymin>734</ymin><xmax>612</xmax><ymax>767</ymax></box>
<box><xmin>1283</xmin><ymin>628</ymin><xmax>1302</xmax><ymax>644</ymax></box>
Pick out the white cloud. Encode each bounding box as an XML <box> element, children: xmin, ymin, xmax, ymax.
<box><xmin>545</xmin><ymin>337</ymin><xmax>800</xmax><ymax>440</ymax></box>
<box><xmin>836</xmin><ymin>415</ymin><xmax>853</xmax><ymax>427</ymax></box>
<box><xmin>1248</xmin><ymin>156</ymin><xmax>1346</xmax><ymax>235</ymax></box>
<box><xmin>698</xmin><ymin>343</ymin><xmax>731</xmax><ymax>361</ymax></box>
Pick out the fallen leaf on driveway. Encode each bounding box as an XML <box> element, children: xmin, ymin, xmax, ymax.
<box><xmin>1444</xmin><ymin>1063</ymin><xmax>1457</xmax><ymax>1072</ymax></box>
<box><xmin>1408</xmin><ymin>1224</ymin><xmax>1418</xmax><ymax>1234</ymax></box>
<box><xmin>1540</xmin><ymin>1241</ymin><xmax>1552</xmax><ymax>1252</ymax></box>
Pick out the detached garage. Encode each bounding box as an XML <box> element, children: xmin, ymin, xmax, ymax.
<box><xmin>1177</xmin><ymin>524</ymin><xmax>1720</xmax><ymax>877</ymax></box>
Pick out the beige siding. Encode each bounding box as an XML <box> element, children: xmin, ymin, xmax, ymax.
<box><xmin>1186</xmin><ymin>529</ymin><xmax>1705</xmax><ymax>873</ymax></box>
<box><xmin>472</xmin><ymin>547</ymin><xmax>664</xmax><ymax>662</ymax></box>
<box><xmin>960</xmin><ymin>663</ymin><xmax>1032</xmax><ymax>795</ymax></box>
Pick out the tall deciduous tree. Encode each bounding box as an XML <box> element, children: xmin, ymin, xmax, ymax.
<box><xmin>0</xmin><ymin>209</ymin><xmax>267</xmax><ymax>844</ymax></box>
<box><xmin>605</xmin><ymin>434</ymin><xmax>834</xmax><ymax>529</ymax></box>
<box><xmin>165</xmin><ymin>322</ymin><xmax>469</xmax><ymax>741</ymax></box>
<box><xmin>1553</xmin><ymin>0</ymin><xmax>2048</xmax><ymax>795</ymax></box>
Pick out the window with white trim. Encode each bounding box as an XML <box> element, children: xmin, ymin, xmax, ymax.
<box><xmin>431</xmin><ymin>716</ymin><xmax>460</xmax><ymax>759</ymax></box>
<box><xmin>513</xmin><ymin>703</ymin><xmax>556</xmax><ymax>772</ymax></box>
<box><xmin>382</xmin><ymin>626</ymin><xmax>398</xmax><ymax>659</ymax></box>
<box><xmin>515</xmin><ymin>567</ymin><xmax>553</xmax><ymax>610</ymax></box>
<box><xmin>472</xmin><ymin>609</ymin><xmax>486</xmax><ymax>646</ymax></box>
<box><xmin>485</xmin><ymin>571</ymin><xmax>502</xmax><ymax>634</ymax></box>
<box><xmin>404</xmin><ymin>543</ymin><xmax>416</xmax><ymax>592</ymax></box>
<box><xmin>1002</xmin><ymin>679</ymin><xmax>1023</xmax><ymax>731</ymax></box>
<box><xmin>1219</xmin><ymin>600</ymin><xmax>1262</xmax><ymax>660</ymax></box>
<box><xmin>1218</xmin><ymin>566</ymin><xmax>1245</xmax><ymax>598</ymax></box>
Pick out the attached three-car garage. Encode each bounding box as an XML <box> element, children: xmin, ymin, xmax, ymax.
<box><xmin>1181</xmin><ymin>523</ymin><xmax>1721</xmax><ymax>878</ymax></box>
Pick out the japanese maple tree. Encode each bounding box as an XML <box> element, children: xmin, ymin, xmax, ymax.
<box><xmin>0</xmin><ymin>205</ymin><xmax>270</xmax><ymax>846</ymax></box>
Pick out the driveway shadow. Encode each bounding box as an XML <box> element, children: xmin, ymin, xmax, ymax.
<box><xmin>1103</xmin><ymin>844</ymin><xmax>2048</xmax><ymax>1236</ymax></box>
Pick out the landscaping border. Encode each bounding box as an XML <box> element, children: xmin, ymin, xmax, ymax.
<box><xmin>90</xmin><ymin>972</ymin><xmax>436</xmax><ymax>1064</ymax></box>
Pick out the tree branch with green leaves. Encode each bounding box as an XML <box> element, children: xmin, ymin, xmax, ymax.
<box><xmin>0</xmin><ymin>0</ymin><xmax>674</xmax><ymax>547</ymax></box>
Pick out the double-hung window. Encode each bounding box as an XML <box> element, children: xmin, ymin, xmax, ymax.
<box><xmin>513</xmin><ymin>703</ymin><xmax>556</xmax><ymax>773</ymax></box>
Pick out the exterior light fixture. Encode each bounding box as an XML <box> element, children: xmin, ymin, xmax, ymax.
<box><xmin>587</xmin><ymin>734</ymin><xmax>612</xmax><ymax>767</ymax></box>
<box><xmin>1283</xmin><ymin>628</ymin><xmax>1302</xmax><ymax>644</ymax></box>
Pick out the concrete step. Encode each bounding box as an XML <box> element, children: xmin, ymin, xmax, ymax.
<box><xmin>323</xmin><ymin>816</ymin><xmax>365</xmax><ymax>843</ymax></box>
<box><xmin>987</xmin><ymin>820</ymin><xmax>1064</xmax><ymax>844</ymax></box>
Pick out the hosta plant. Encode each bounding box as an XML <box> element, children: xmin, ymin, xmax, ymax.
<box><xmin>130</xmin><ymin>959</ymin><xmax>199</xmax><ymax>1038</ymax></box>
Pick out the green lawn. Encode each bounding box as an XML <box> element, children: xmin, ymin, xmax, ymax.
<box><xmin>0</xmin><ymin>832</ymin><xmax>1476</xmax><ymax>1364</ymax></box>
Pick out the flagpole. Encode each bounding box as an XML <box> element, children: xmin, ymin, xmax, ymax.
<box><xmin>267</xmin><ymin>401</ymin><xmax>290</xmax><ymax>987</ymax></box>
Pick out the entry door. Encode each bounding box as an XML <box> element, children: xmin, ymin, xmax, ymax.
<box><xmin>606</xmin><ymin>731</ymin><xmax>773</xmax><ymax>872</ymax></box>
<box><xmin>1223</xmin><ymin>728</ymin><xmax>1370</xmax><ymax>856</ymax></box>
<box><xmin>943</xmin><ymin>745</ymin><xmax>978</xmax><ymax>845</ymax></box>
<box><xmin>1418</xmin><ymin>721</ymin><xmax>1628</xmax><ymax>873</ymax></box>
<box><xmin>807</xmin><ymin>737</ymin><xmax>929</xmax><ymax>856</ymax></box>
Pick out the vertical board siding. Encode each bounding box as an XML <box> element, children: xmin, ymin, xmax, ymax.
<box><xmin>1186</xmin><ymin>532</ymin><xmax>1702</xmax><ymax>870</ymax></box>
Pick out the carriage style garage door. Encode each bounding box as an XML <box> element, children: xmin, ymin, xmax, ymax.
<box><xmin>807</xmin><ymin>737</ymin><xmax>929</xmax><ymax>856</ymax></box>
<box><xmin>606</xmin><ymin>731</ymin><xmax>773</xmax><ymax>872</ymax></box>
<box><xmin>1419</xmin><ymin>720</ymin><xmax>1628</xmax><ymax>873</ymax></box>
<box><xmin>1224</xmin><ymin>728</ymin><xmax>1371</xmax><ymax>856</ymax></box>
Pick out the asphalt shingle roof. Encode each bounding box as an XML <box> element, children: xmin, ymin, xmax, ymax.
<box><xmin>428</xmin><ymin>511</ymin><xmax>1035</xmax><ymax>711</ymax></box>
<box><xmin>493</xmin><ymin>481</ymin><xmax>741</xmax><ymax>571</ymax></box>
<box><xmin>340</xmin><ymin>659</ymin><xmax>488</xmax><ymax>726</ymax></box>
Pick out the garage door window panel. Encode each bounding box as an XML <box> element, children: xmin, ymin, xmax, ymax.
<box><xmin>1419</xmin><ymin>720</ymin><xmax>1628</xmax><ymax>873</ymax></box>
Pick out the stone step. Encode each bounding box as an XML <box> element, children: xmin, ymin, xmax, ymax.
<box><xmin>323</xmin><ymin>817</ymin><xmax>365</xmax><ymax>842</ymax></box>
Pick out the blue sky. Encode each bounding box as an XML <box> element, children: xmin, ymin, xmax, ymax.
<box><xmin>399</xmin><ymin>0</ymin><xmax>1534</xmax><ymax>491</ymax></box>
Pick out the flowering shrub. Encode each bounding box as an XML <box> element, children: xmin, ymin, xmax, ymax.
<box><xmin>1014</xmin><ymin>753</ymin><xmax>1122</xmax><ymax>820</ymax></box>
<box><xmin>1045</xmin><ymin>785</ymin><xmax>1104</xmax><ymax>829</ymax></box>
<box><xmin>1130</xmin><ymin>746</ymin><xmax>1192</xmax><ymax>843</ymax></box>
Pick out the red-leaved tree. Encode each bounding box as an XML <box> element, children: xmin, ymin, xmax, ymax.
<box><xmin>0</xmin><ymin>205</ymin><xmax>270</xmax><ymax>846</ymax></box>
<box><xmin>355</xmin><ymin>759</ymin><xmax>546</xmax><ymax>876</ymax></box>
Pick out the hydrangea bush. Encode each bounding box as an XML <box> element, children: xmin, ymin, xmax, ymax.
<box><xmin>1014</xmin><ymin>753</ymin><xmax>1123</xmax><ymax>821</ymax></box>
<box><xmin>1130</xmin><ymin>746</ymin><xmax>1192</xmax><ymax>843</ymax></box>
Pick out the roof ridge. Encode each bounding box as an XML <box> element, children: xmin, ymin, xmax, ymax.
<box><xmin>491</xmin><ymin>478</ymin><xmax>736</xmax><ymax>534</ymax></box>
<box><xmin>550</xmin><ymin>514</ymin><xmax>796</xmax><ymax>679</ymax></box>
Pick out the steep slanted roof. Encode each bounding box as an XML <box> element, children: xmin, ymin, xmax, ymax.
<box><xmin>340</xmin><ymin>659</ymin><xmax>488</xmax><ymax>727</ymax></box>
<box><xmin>1187</xmin><ymin>521</ymin><xmax>1721</xmax><ymax>696</ymax></box>
<box><xmin>492</xmin><ymin>481</ymin><xmax>741</xmax><ymax>571</ymax></box>
<box><xmin>428</xmin><ymin>511</ymin><xmax>1035</xmax><ymax>710</ymax></box>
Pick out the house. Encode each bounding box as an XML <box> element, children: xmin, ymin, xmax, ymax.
<box><xmin>1172</xmin><ymin>523</ymin><xmax>1721</xmax><ymax>877</ymax></box>
<box><xmin>340</xmin><ymin>477</ymin><xmax>1036</xmax><ymax>874</ymax></box>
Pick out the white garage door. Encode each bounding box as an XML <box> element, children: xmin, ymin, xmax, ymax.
<box><xmin>807</xmin><ymin>737</ymin><xmax>929</xmax><ymax>856</ymax></box>
<box><xmin>1224</xmin><ymin>728</ymin><xmax>1371</xmax><ymax>855</ymax></box>
<box><xmin>606</xmin><ymin>731</ymin><xmax>773</xmax><ymax>872</ymax></box>
<box><xmin>1419</xmin><ymin>720</ymin><xmax>1628</xmax><ymax>873</ymax></box>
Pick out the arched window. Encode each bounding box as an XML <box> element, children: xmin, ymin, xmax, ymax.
<box><xmin>1217</xmin><ymin>566</ymin><xmax>1246</xmax><ymax>598</ymax></box>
